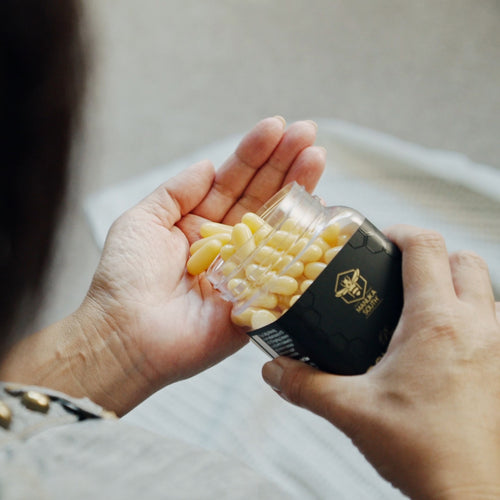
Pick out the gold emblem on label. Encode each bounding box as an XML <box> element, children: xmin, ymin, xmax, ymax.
<box><xmin>335</xmin><ymin>268</ymin><xmax>367</xmax><ymax>304</ymax></box>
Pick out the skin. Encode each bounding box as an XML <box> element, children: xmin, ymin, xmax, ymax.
<box><xmin>0</xmin><ymin>116</ymin><xmax>326</xmax><ymax>416</ymax></box>
<box><xmin>262</xmin><ymin>225</ymin><xmax>500</xmax><ymax>499</ymax></box>
<box><xmin>4</xmin><ymin>115</ymin><xmax>497</xmax><ymax>497</ymax></box>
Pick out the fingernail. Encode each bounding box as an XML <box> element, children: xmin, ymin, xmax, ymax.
<box><xmin>306</xmin><ymin>120</ymin><xmax>318</xmax><ymax>131</ymax></box>
<box><xmin>262</xmin><ymin>360</ymin><xmax>284</xmax><ymax>391</ymax></box>
<box><xmin>273</xmin><ymin>115</ymin><xmax>286</xmax><ymax>128</ymax></box>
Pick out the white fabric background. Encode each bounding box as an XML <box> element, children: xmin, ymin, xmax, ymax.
<box><xmin>84</xmin><ymin>121</ymin><xmax>500</xmax><ymax>499</ymax></box>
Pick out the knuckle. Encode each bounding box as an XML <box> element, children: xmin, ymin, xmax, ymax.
<box><xmin>450</xmin><ymin>250</ymin><xmax>489</xmax><ymax>273</ymax></box>
<box><xmin>279</xmin><ymin>365</ymin><xmax>304</xmax><ymax>405</ymax></box>
<box><xmin>279</xmin><ymin>363</ymin><xmax>313</xmax><ymax>407</ymax></box>
<box><xmin>406</xmin><ymin>229</ymin><xmax>446</xmax><ymax>252</ymax></box>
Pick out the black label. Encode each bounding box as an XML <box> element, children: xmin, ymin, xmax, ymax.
<box><xmin>249</xmin><ymin>219</ymin><xmax>403</xmax><ymax>375</ymax></box>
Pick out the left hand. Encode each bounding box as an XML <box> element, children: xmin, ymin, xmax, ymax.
<box><xmin>0</xmin><ymin>117</ymin><xmax>325</xmax><ymax>414</ymax></box>
<box><xmin>77</xmin><ymin>117</ymin><xmax>326</xmax><ymax>413</ymax></box>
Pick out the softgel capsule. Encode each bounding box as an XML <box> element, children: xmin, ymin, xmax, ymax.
<box><xmin>187</xmin><ymin>182</ymin><xmax>403</xmax><ymax>375</ymax></box>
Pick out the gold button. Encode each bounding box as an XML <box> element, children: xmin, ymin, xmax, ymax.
<box><xmin>0</xmin><ymin>400</ymin><xmax>12</xmax><ymax>429</ymax></box>
<box><xmin>101</xmin><ymin>410</ymin><xmax>118</xmax><ymax>420</ymax></box>
<box><xmin>21</xmin><ymin>391</ymin><xmax>51</xmax><ymax>414</ymax></box>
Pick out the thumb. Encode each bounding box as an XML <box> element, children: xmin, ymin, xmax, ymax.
<box><xmin>262</xmin><ymin>357</ymin><xmax>370</xmax><ymax>434</ymax></box>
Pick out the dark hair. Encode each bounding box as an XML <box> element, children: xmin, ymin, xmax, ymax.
<box><xmin>0</xmin><ymin>0</ymin><xmax>87</xmax><ymax>351</ymax></box>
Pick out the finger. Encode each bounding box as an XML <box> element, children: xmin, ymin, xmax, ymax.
<box><xmin>281</xmin><ymin>145</ymin><xmax>326</xmax><ymax>194</ymax></box>
<box><xmin>262</xmin><ymin>357</ymin><xmax>369</xmax><ymax>435</ymax></box>
<box><xmin>449</xmin><ymin>250</ymin><xmax>496</xmax><ymax>311</ymax></box>
<box><xmin>142</xmin><ymin>160</ymin><xmax>215</xmax><ymax>229</ymax></box>
<box><xmin>192</xmin><ymin>116</ymin><xmax>287</xmax><ymax>221</ymax></box>
<box><xmin>226</xmin><ymin>120</ymin><xmax>319</xmax><ymax>216</ymax></box>
<box><xmin>223</xmin><ymin>145</ymin><xmax>326</xmax><ymax>224</ymax></box>
<box><xmin>385</xmin><ymin>224</ymin><xmax>455</xmax><ymax>304</ymax></box>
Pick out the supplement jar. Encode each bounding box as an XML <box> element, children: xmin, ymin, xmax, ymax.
<box><xmin>204</xmin><ymin>182</ymin><xmax>403</xmax><ymax>375</ymax></box>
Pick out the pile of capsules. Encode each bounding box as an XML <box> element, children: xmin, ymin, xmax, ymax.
<box><xmin>187</xmin><ymin>212</ymin><xmax>355</xmax><ymax>330</ymax></box>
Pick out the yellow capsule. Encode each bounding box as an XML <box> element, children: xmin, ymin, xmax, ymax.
<box><xmin>253</xmin><ymin>246</ymin><xmax>280</xmax><ymax>266</ymax></box>
<box><xmin>277</xmin><ymin>294</ymin><xmax>291</xmax><ymax>310</ymax></box>
<box><xmin>231</xmin><ymin>223</ymin><xmax>253</xmax><ymax>247</ymax></box>
<box><xmin>187</xmin><ymin>239</ymin><xmax>223</xmax><ymax>275</ymax></box>
<box><xmin>268</xmin><ymin>230</ymin><xmax>295</xmax><ymax>251</ymax></box>
<box><xmin>289</xmin><ymin>237</ymin><xmax>309</xmax><ymax>256</ymax></box>
<box><xmin>245</xmin><ymin>263</ymin><xmax>270</xmax><ymax>284</ymax></box>
<box><xmin>300</xmin><ymin>279</ymin><xmax>314</xmax><ymax>293</ymax></box>
<box><xmin>231</xmin><ymin>307</ymin><xmax>256</xmax><ymax>327</ymax></box>
<box><xmin>251</xmin><ymin>293</ymin><xmax>279</xmax><ymax>309</ymax></box>
<box><xmin>281</xmin><ymin>218</ymin><xmax>301</xmax><ymax>234</ymax></box>
<box><xmin>304</xmin><ymin>262</ymin><xmax>327</xmax><ymax>280</ymax></box>
<box><xmin>200</xmin><ymin>221</ymin><xmax>233</xmax><ymax>237</ymax></box>
<box><xmin>220</xmin><ymin>243</ymin><xmax>236</xmax><ymax>260</ymax></box>
<box><xmin>282</xmin><ymin>260</ymin><xmax>304</xmax><ymax>278</ymax></box>
<box><xmin>300</xmin><ymin>244</ymin><xmax>323</xmax><ymax>263</ymax></box>
<box><xmin>321</xmin><ymin>223</ymin><xmax>340</xmax><ymax>246</ymax></box>
<box><xmin>289</xmin><ymin>294</ymin><xmax>301</xmax><ymax>307</ymax></box>
<box><xmin>234</xmin><ymin>238</ymin><xmax>257</xmax><ymax>260</ymax></box>
<box><xmin>253</xmin><ymin>224</ymin><xmax>273</xmax><ymax>245</ymax></box>
<box><xmin>324</xmin><ymin>246</ymin><xmax>341</xmax><ymax>264</ymax></box>
<box><xmin>241</xmin><ymin>212</ymin><xmax>266</xmax><ymax>233</ymax></box>
<box><xmin>312</xmin><ymin>236</ymin><xmax>330</xmax><ymax>253</ymax></box>
<box><xmin>273</xmin><ymin>254</ymin><xmax>293</xmax><ymax>273</ymax></box>
<box><xmin>251</xmin><ymin>309</ymin><xmax>277</xmax><ymax>329</ymax></box>
<box><xmin>189</xmin><ymin>233</ymin><xmax>231</xmax><ymax>255</ymax></box>
<box><xmin>337</xmin><ymin>233</ymin><xmax>350</xmax><ymax>246</ymax></box>
<box><xmin>267</xmin><ymin>276</ymin><xmax>298</xmax><ymax>295</ymax></box>
<box><xmin>222</xmin><ymin>261</ymin><xmax>238</xmax><ymax>276</ymax></box>
<box><xmin>227</xmin><ymin>278</ymin><xmax>251</xmax><ymax>298</ymax></box>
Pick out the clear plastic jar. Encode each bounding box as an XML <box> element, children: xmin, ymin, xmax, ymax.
<box><xmin>206</xmin><ymin>182</ymin><xmax>403</xmax><ymax>375</ymax></box>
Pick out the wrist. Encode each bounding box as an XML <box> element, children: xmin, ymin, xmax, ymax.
<box><xmin>406</xmin><ymin>444</ymin><xmax>500</xmax><ymax>500</ymax></box>
<box><xmin>432</xmin><ymin>485</ymin><xmax>500</xmax><ymax>500</ymax></box>
<box><xmin>59</xmin><ymin>297</ymin><xmax>155</xmax><ymax>415</ymax></box>
<box><xmin>0</xmin><ymin>298</ymin><xmax>153</xmax><ymax>416</ymax></box>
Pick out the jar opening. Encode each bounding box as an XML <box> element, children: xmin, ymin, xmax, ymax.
<box><xmin>207</xmin><ymin>182</ymin><xmax>331</xmax><ymax>308</ymax></box>
<box><xmin>257</xmin><ymin>182</ymin><xmax>325</xmax><ymax>231</ymax></box>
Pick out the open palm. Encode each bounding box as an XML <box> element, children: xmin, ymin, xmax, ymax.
<box><xmin>84</xmin><ymin>118</ymin><xmax>326</xmax><ymax>401</ymax></box>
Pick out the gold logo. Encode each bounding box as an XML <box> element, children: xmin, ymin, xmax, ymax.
<box><xmin>335</xmin><ymin>269</ymin><xmax>367</xmax><ymax>304</ymax></box>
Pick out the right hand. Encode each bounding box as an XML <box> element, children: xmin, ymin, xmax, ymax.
<box><xmin>263</xmin><ymin>225</ymin><xmax>500</xmax><ymax>499</ymax></box>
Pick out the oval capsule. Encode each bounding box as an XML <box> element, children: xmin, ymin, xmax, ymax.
<box><xmin>300</xmin><ymin>244</ymin><xmax>323</xmax><ymax>263</ymax></box>
<box><xmin>320</xmin><ymin>223</ymin><xmax>340</xmax><ymax>246</ymax></box>
<box><xmin>267</xmin><ymin>276</ymin><xmax>298</xmax><ymax>295</ymax></box>
<box><xmin>200</xmin><ymin>221</ymin><xmax>233</xmax><ymax>238</ymax></box>
<box><xmin>251</xmin><ymin>309</ymin><xmax>277</xmax><ymax>329</ymax></box>
<box><xmin>231</xmin><ymin>223</ymin><xmax>253</xmax><ymax>247</ymax></box>
<box><xmin>190</xmin><ymin>233</ymin><xmax>231</xmax><ymax>255</ymax></box>
<box><xmin>304</xmin><ymin>261</ymin><xmax>327</xmax><ymax>280</ymax></box>
<box><xmin>187</xmin><ymin>239</ymin><xmax>223</xmax><ymax>275</ymax></box>
<box><xmin>241</xmin><ymin>212</ymin><xmax>267</xmax><ymax>233</ymax></box>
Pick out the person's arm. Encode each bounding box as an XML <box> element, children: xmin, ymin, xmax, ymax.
<box><xmin>0</xmin><ymin>117</ymin><xmax>326</xmax><ymax>416</ymax></box>
<box><xmin>262</xmin><ymin>224</ymin><xmax>500</xmax><ymax>499</ymax></box>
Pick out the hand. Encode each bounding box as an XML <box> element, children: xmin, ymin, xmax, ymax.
<box><xmin>75</xmin><ymin>117</ymin><xmax>325</xmax><ymax>412</ymax></box>
<box><xmin>0</xmin><ymin>117</ymin><xmax>326</xmax><ymax>414</ymax></box>
<box><xmin>262</xmin><ymin>225</ymin><xmax>500</xmax><ymax>499</ymax></box>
